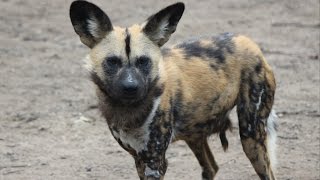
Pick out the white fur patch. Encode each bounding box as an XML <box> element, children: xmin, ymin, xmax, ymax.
<box><xmin>112</xmin><ymin>97</ymin><xmax>161</xmax><ymax>153</ymax></box>
<box><xmin>157</xmin><ymin>19</ymin><xmax>169</xmax><ymax>39</ymax></box>
<box><xmin>266</xmin><ymin>109</ymin><xmax>277</xmax><ymax>169</ymax></box>
<box><xmin>256</xmin><ymin>89</ymin><xmax>265</xmax><ymax>110</ymax></box>
<box><xmin>87</xmin><ymin>17</ymin><xmax>100</xmax><ymax>38</ymax></box>
<box><xmin>144</xmin><ymin>166</ymin><xmax>161</xmax><ymax>178</ymax></box>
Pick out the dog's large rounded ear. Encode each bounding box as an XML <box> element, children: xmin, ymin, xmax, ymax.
<box><xmin>70</xmin><ymin>1</ymin><xmax>113</xmax><ymax>48</ymax></box>
<box><xmin>142</xmin><ymin>2</ymin><xmax>185</xmax><ymax>47</ymax></box>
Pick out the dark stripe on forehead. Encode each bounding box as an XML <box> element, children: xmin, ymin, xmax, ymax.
<box><xmin>125</xmin><ymin>28</ymin><xmax>131</xmax><ymax>58</ymax></box>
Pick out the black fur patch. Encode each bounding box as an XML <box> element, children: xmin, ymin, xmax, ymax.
<box><xmin>125</xmin><ymin>28</ymin><xmax>131</xmax><ymax>58</ymax></box>
<box><xmin>178</xmin><ymin>41</ymin><xmax>220</xmax><ymax>61</ymax></box>
<box><xmin>90</xmin><ymin>71</ymin><xmax>106</xmax><ymax>94</ymax></box>
<box><xmin>213</xmin><ymin>32</ymin><xmax>235</xmax><ymax>54</ymax></box>
<box><xmin>177</xmin><ymin>33</ymin><xmax>235</xmax><ymax>63</ymax></box>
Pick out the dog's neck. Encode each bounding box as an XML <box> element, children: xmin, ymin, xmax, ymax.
<box><xmin>97</xmin><ymin>84</ymin><xmax>163</xmax><ymax>131</ymax></box>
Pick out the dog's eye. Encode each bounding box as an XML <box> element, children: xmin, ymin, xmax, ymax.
<box><xmin>102</xmin><ymin>56</ymin><xmax>122</xmax><ymax>75</ymax></box>
<box><xmin>135</xmin><ymin>56</ymin><xmax>152</xmax><ymax>75</ymax></box>
<box><xmin>106</xmin><ymin>56</ymin><xmax>122</xmax><ymax>67</ymax></box>
<box><xmin>136</xmin><ymin>56</ymin><xmax>150</xmax><ymax>67</ymax></box>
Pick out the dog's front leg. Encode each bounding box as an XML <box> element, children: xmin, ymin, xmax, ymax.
<box><xmin>134</xmin><ymin>111</ymin><xmax>172</xmax><ymax>180</ymax></box>
<box><xmin>134</xmin><ymin>157</ymin><xmax>146</xmax><ymax>180</ymax></box>
<box><xmin>134</xmin><ymin>155</ymin><xmax>168</xmax><ymax>180</ymax></box>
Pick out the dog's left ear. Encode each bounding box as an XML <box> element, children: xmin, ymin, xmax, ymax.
<box><xmin>143</xmin><ymin>2</ymin><xmax>185</xmax><ymax>47</ymax></box>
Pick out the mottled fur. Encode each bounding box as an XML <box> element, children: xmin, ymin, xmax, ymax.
<box><xmin>70</xmin><ymin>1</ymin><xmax>277</xmax><ymax>180</ymax></box>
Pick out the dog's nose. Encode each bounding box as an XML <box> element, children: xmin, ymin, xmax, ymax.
<box><xmin>119</xmin><ymin>68</ymin><xmax>140</xmax><ymax>97</ymax></box>
<box><xmin>121</xmin><ymin>70</ymin><xmax>139</xmax><ymax>95</ymax></box>
<box><xmin>122</xmin><ymin>81</ymin><xmax>138</xmax><ymax>95</ymax></box>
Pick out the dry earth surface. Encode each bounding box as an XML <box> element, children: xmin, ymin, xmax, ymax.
<box><xmin>0</xmin><ymin>0</ymin><xmax>319</xmax><ymax>179</ymax></box>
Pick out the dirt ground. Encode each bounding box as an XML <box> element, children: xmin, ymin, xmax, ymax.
<box><xmin>0</xmin><ymin>0</ymin><xmax>319</xmax><ymax>179</ymax></box>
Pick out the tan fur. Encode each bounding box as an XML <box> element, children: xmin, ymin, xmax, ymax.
<box><xmin>159</xmin><ymin>35</ymin><xmax>273</xmax><ymax>130</ymax></box>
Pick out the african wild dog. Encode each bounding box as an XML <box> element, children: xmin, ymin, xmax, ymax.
<box><xmin>70</xmin><ymin>1</ymin><xmax>277</xmax><ymax>179</ymax></box>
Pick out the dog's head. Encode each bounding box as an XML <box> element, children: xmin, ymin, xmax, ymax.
<box><xmin>70</xmin><ymin>1</ymin><xmax>184</xmax><ymax>105</ymax></box>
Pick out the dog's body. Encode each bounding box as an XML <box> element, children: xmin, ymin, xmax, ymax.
<box><xmin>70</xmin><ymin>1</ymin><xmax>277</xmax><ymax>179</ymax></box>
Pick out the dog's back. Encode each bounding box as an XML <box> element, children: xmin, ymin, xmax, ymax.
<box><xmin>160</xmin><ymin>33</ymin><xmax>275</xmax><ymax>139</ymax></box>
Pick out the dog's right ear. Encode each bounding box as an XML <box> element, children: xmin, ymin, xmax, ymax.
<box><xmin>70</xmin><ymin>1</ymin><xmax>113</xmax><ymax>48</ymax></box>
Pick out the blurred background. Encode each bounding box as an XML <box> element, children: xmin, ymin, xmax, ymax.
<box><xmin>0</xmin><ymin>0</ymin><xmax>319</xmax><ymax>179</ymax></box>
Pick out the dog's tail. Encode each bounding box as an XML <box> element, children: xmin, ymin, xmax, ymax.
<box><xmin>267</xmin><ymin>109</ymin><xmax>278</xmax><ymax>168</ymax></box>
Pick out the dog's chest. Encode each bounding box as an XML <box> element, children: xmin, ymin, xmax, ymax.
<box><xmin>110</xmin><ymin>98</ymin><xmax>161</xmax><ymax>153</ymax></box>
<box><xmin>111</xmin><ymin>122</ymin><xmax>151</xmax><ymax>153</ymax></box>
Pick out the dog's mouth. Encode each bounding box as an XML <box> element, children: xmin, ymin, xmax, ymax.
<box><xmin>108</xmin><ymin>88</ymin><xmax>148</xmax><ymax>106</ymax></box>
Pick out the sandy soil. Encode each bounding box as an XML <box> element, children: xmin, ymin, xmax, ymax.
<box><xmin>0</xmin><ymin>0</ymin><xmax>319</xmax><ymax>179</ymax></box>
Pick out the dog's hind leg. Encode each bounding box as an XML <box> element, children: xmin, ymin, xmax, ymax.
<box><xmin>186</xmin><ymin>137</ymin><xmax>218</xmax><ymax>180</ymax></box>
<box><xmin>237</xmin><ymin>66</ymin><xmax>277</xmax><ymax>180</ymax></box>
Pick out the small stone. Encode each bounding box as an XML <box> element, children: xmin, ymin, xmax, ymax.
<box><xmin>60</xmin><ymin>156</ymin><xmax>67</xmax><ymax>159</ymax></box>
<box><xmin>85</xmin><ymin>166</ymin><xmax>92</xmax><ymax>172</ymax></box>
